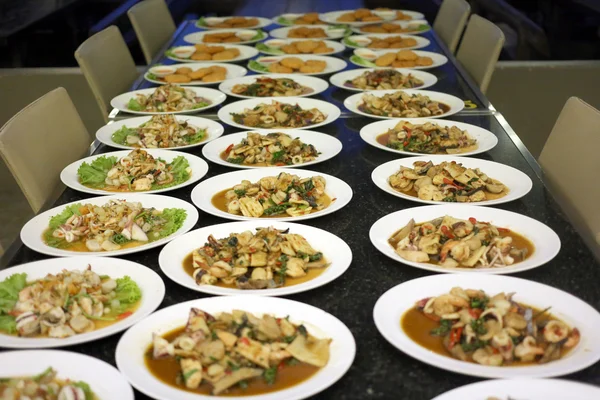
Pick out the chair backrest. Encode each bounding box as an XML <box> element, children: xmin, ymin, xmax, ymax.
<box><xmin>456</xmin><ymin>14</ymin><xmax>505</xmax><ymax>94</ymax></box>
<box><xmin>433</xmin><ymin>0</ymin><xmax>471</xmax><ymax>54</ymax></box>
<box><xmin>74</xmin><ymin>26</ymin><xmax>138</xmax><ymax>121</ymax></box>
<box><xmin>0</xmin><ymin>88</ymin><xmax>91</xmax><ymax>213</ymax></box>
<box><xmin>539</xmin><ymin>97</ymin><xmax>600</xmax><ymax>260</ymax></box>
<box><xmin>128</xmin><ymin>0</ymin><xmax>176</xmax><ymax>64</ymax></box>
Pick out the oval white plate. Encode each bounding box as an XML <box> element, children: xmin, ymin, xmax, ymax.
<box><xmin>345</xmin><ymin>89</ymin><xmax>464</xmax><ymax>119</ymax></box>
<box><xmin>183</xmin><ymin>29</ymin><xmax>268</xmax><ymax>45</ymax></box>
<box><xmin>369</xmin><ymin>205</ymin><xmax>560</xmax><ymax>274</ymax></box>
<box><xmin>116</xmin><ymin>295</ymin><xmax>356</xmax><ymax>400</ymax></box>
<box><xmin>0</xmin><ymin>350</ymin><xmax>134</xmax><ymax>399</ymax></box>
<box><xmin>202</xmin><ymin>129</ymin><xmax>342</xmax><ymax>169</ymax></box>
<box><xmin>256</xmin><ymin>38</ymin><xmax>345</xmax><ymax>56</ymax></box>
<box><xmin>110</xmin><ymin>87</ymin><xmax>226</xmax><ymax>115</ymax></box>
<box><xmin>191</xmin><ymin>168</ymin><xmax>353</xmax><ymax>222</ymax></box>
<box><xmin>195</xmin><ymin>16</ymin><xmax>272</xmax><ymax>30</ymax></box>
<box><xmin>144</xmin><ymin>62</ymin><xmax>247</xmax><ymax>86</ymax></box>
<box><xmin>342</xmin><ymin>33</ymin><xmax>430</xmax><ymax>50</ymax></box>
<box><xmin>21</xmin><ymin>194</ymin><xmax>199</xmax><ymax>257</ymax></box>
<box><xmin>330</xmin><ymin>68</ymin><xmax>438</xmax><ymax>92</ymax></box>
<box><xmin>159</xmin><ymin>221</ymin><xmax>352</xmax><ymax>296</ymax></box>
<box><xmin>351</xmin><ymin>20</ymin><xmax>431</xmax><ymax>35</ymax></box>
<box><xmin>218</xmin><ymin>97</ymin><xmax>341</xmax><ymax>130</ymax></box>
<box><xmin>96</xmin><ymin>115</ymin><xmax>224</xmax><ymax>151</ymax></box>
<box><xmin>219</xmin><ymin>74</ymin><xmax>329</xmax><ymax>99</ymax></box>
<box><xmin>166</xmin><ymin>44</ymin><xmax>259</xmax><ymax>63</ymax></box>
<box><xmin>349</xmin><ymin>49</ymin><xmax>448</xmax><ymax>70</ymax></box>
<box><xmin>359</xmin><ymin>118</ymin><xmax>498</xmax><ymax>156</ymax></box>
<box><xmin>0</xmin><ymin>256</ymin><xmax>165</xmax><ymax>348</ymax></box>
<box><xmin>371</xmin><ymin>156</ymin><xmax>533</xmax><ymax>206</ymax></box>
<box><xmin>269</xmin><ymin>24</ymin><xmax>349</xmax><ymax>40</ymax></box>
<box><xmin>320</xmin><ymin>9</ymin><xmax>425</xmax><ymax>27</ymax></box>
<box><xmin>249</xmin><ymin>55</ymin><xmax>347</xmax><ymax>76</ymax></box>
<box><xmin>373</xmin><ymin>274</ymin><xmax>600</xmax><ymax>378</ymax></box>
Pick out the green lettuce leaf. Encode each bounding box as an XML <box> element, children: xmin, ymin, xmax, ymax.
<box><xmin>111</xmin><ymin>276</ymin><xmax>142</xmax><ymax>314</ymax></box>
<box><xmin>192</xmin><ymin>102</ymin><xmax>210</xmax><ymax>109</ymax></box>
<box><xmin>183</xmin><ymin>128</ymin><xmax>206</xmax><ymax>144</ymax></box>
<box><xmin>343</xmin><ymin>37</ymin><xmax>360</xmax><ymax>47</ymax></box>
<box><xmin>111</xmin><ymin>126</ymin><xmax>136</xmax><ymax>145</ymax></box>
<box><xmin>248</xmin><ymin>60</ymin><xmax>269</xmax><ymax>73</ymax></box>
<box><xmin>44</xmin><ymin>204</ymin><xmax>82</xmax><ymax>248</ymax></box>
<box><xmin>0</xmin><ymin>273</ymin><xmax>27</xmax><ymax>315</ymax></box>
<box><xmin>73</xmin><ymin>381</ymin><xmax>95</xmax><ymax>400</ymax></box>
<box><xmin>127</xmin><ymin>98</ymin><xmax>143</xmax><ymax>111</ymax></box>
<box><xmin>350</xmin><ymin>55</ymin><xmax>376</xmax><ymax>67</ymax></box>
<box><xmin>154</xmin><ymin>208</ymin><xmax>187</xmax><ymax>240</ymax></box>
<box><xmin>252</xmin><ymin>30</ymin><xmax>266</xmax><ymax>40</ymax></box>
<box><xmin>77</xmin><ymin>156</ymin><xmax>117</xmax><ymax>188</ymax></box>
<box><xmin>276</xmin><ymin>16</ymin><xmax>294</xmax><ymax>26</ymax></box>
<box><xmin>0</xmin><ymin>315</ymin><xmax>16</xmax><ymax>334</ymax></box>
<box><xmin>196</xmin><ymin>16</ymin><xmax>207</xmax><ymax>27</ymax></box>
<box><xmin>256</xmin><ymin>43</ymin><xmax>284</xmax><ymax>55</ymax></box>
<box><xmin>151</xmin><ymin>156</ymin><xmax>191</xmax><ymax>189</ymax></box>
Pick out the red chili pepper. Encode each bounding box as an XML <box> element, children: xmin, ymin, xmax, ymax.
<box><xmin>468</xmin><ymin>308</ymin><xmax>482</xmax><ymax>319</ymax></box>
<box><xmin>406</xmin><ymin>131</ymin><xmax>412</xmax><ymax>139</ymax></box>
<box><xmin>221</xmin><ymin>257</ymin><xmax>232</xmax><ymax>262</ymax></box>
<box><xmin>278</xmin><ymin>361</ymin><xmax>286</xmax><ymax>371</ymax></box>
<box><xmin>497</xmin><ymin>227</ymin><xmax>511</xmax><ymax>233</ymax></box>
<box><xmin>443</xmin><ymin>177</ymin><xmax>464</xmax><ymax>189</ymax></box>
<box><xmin>239</xmin><ymin>337</ymin><xmax>250</xmax><ymax>345</ymax></box>
<box><xmin>441</xmin><ymin>225</ymin><xmax>455</xmax><ymax>239</ymax></box>
<box><xmin>448</xmin><ymin>327</ymin><xmax>463</xmax><ymax>349</ymax></box>
<box><xmin>423</xmin><ymin>313</ymin><xmax>441</xmax><ymax>322</ymax></box>
<box><xmin>225</xmin><ymin>369</ymin><xmax>232</xmax><ymax>375</ymax></box>
<box><xmin>249</xmin><ymin>247</ymin><xmax>257</xmax><ymax>253</ymax></box>
<box><xmin>117</xmin><ymin>311</ymin><xmax>133</xmax><ymax>320</ymax></box>
<box><xmin>469</xmin><ymin>217</ymin><xmax>477</xmax><ymax>224</ymax></box>
<box><xmin>225</xmin><ymin>144</ymin><xmax>234</xmax><ymax>154</ymax></box>
<box><xmin>403</xmin><ymin>141</ymin><xmax>409</xmax><ymax>146</ymax></box>
<box><xmin>424</xmin><ymin>130</ymin><xmax>431</xmax><ymax>136</ymax></box>
<box><xmin>276</xmin><ymin>162</ymin><xmax>285</xmax><ymax>166</ymax></box>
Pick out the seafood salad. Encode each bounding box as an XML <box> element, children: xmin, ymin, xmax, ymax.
<box><xmin>111</xmin><ymin>115</ymin><xmax>206</xmax><ymax>148</ymax></box>
<box><xmin>0</xmin><ymin>267</ymin><xmax>141</xmax><ymax>338</ymax></box>
<box><xmin>345</xmin><ymin>69</ymin><xmax>424</xmax><ymax>90</ymax></box>
<box><xmin>231</xmin><ymin>101</ymin><xmax>327</xmax><ymax>128</ymax></box>
<box><xmin>147</xmin><ymin>308</ymin><xmax>331</xmax><ymax>395</ymax></box>
<box><xmin>0</xmin><ymin>368</ymin><xmax>96</xmax><ymax>399</ymax></box>
<box><xmin>221</xmin><ymin>132</ymin><xmax>320</xmax><ymax>166</ymax></box>
<box><xmin>127</xmin><ymin>84</ymin><xmax>211</xmax><ymax>113</ymax></box>
<box><xmin>377</xmin><ymin>121</ymin><xmax>477</xmax><ymax>154</ymax></box>
<box><xmin>388</xmin><ymin>216</ymin><xmax>533</xmax><ymax>268</ymax></box>
<box><xmin>77</xmin><ymin>149</ymin><xmax>191</xmax><ymax>191</ymax></box>
<box><xmin>403</xmin><ymin>287</ymin><xmax>580</xmax><ymax>366</ymax></box>
<box><xmin>359</xmin><ymin>91</ymin><xmax>448</xmax><ymax>118</ymax></box>
<box><xmin>231</xmin><ymin>77</ymin><xmax>313</xmax><ymax>97</ymax></box>
<box><xmin>44</xmin><ymin>199</ymin><xmax>187</xmax><ymax>251</ymax></box>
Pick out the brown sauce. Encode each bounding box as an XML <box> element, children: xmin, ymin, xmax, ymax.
<box><xmin>399</xmin><ymin>187</ymin><xmax>508</xmax><ymax>201</ymax></box>
<box><xmin>375</xmin><ymin>132</ymin><xmax>478</xmax><ymax>154</ymax></box>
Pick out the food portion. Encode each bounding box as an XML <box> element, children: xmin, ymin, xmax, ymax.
<box><xmin>371</xmin><ymin>50</ymin><xmax>433</xmax><ymax>68</ymax></box>
<box><xmin>277</xmin><ymin>40</ymin><xmax>334</xmax><ymax>55</ymax></box>
<box><xmin>0</xmin><ymin>266</ymin><xmax>141</xmax><ymax>338</ymax></box>
<box><xmin>360</xmin><ymin>22</ymin><xmax>429</xmax><ymax>34</ymax></box>
<box><xmin>278</xmin><ymin>12</ymin><xmax>324</xmax><ymax>25</ymax></box>
<box><xmin>151</xmin><ymin>65</ymin><xmax>228</xmax><ymax>84</ymax></box>
<box><xmin>231</xmin><ymin>101</ymin><xmax>327</xmax><ymax>128</ymax></box>
<box><xmin>111</xmin><ymin>115</ymin><xmax>206</xmax><ymax>149</ymax></box>
<box><xmin>388</xmin><ymin>216</ymin><xmax>533</xmax><ymax>268</ymax></box>
<box><xmin>202</xmin><ymin>31</ymin><xmax>263</xmax><ymax>43</ymax></box>
<box><xmin>190</xmin><ymin>44</ymin><xmax>242</xmax><ymax>61</ymax></box>
<box><xmin>287</xmin><ymin>27</ymin><xmax>328</xmax><ymax>38</ymax></box>
<box><xmin>146</xmin><ymin>308</ymin><xmax>331</xmax><ymax>395</ymax></box>
<box><xmin>388</xmin><ymin>160</ymin><xmax>509</xmax><ymax>202</ymax></box>
<box><xmin>349</xmin><ymin>35</ymin><xmax>418</xmax><ymax>49</ymax></box>
<box><xmin>0</xmin><ymin>368</ymin><xmax>96</xmax><ymax>399</ymax></box>
<box><xmin>127</xmin><ymin>84</ymin><xmax>211</xmax><ymax>113</ymax></box>
<box><xmin>345</xmin><ymin>69</ymin><xmax>424</xmax><ymax>90</ymax></box>
<box><xmin>265</xmin><ymin>57</ymin><xmax>327</xmax><ymax>74</ymax></box>
<box><xmin>337</xmin><ymin>8</ymin><xmax>384</xmax><ymax>23</ymax></box>
<box><xmin>359</xmin><ymin>91</ymin><xmax>448</xmax><ymax>118</ymax></box>
<box><xmin>200</xmin><ymin>16</ymin><xmax>259</xmax><ymax>28</ymax></box>
<box><xmin>231</xmin><ymin>77</ymin><xmax>313</xmax><ymax>97</ymax></box>
<box><xmin>402</xmin><ymin>287</ymin><xmax>580</xmax><ymax>366</ymax></box>
<box><xmin>43</xmin><ymin>199</ymin><xmax>187</xmax><ymax>251</ymax></box>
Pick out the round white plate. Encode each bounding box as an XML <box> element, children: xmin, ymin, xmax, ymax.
<box><xmin>249</xmin><ymin>54</ymin><xmax>347</xmax><ymax>76</ymax></box>
<box><xmin>202</xmin><ymin>129</ymin><xmax>342</xmax><ymax>169</ymax></box>
<box><xmin>110</xmin><ymin>87</ymin><xmax>226</xmax><ymax>115</ymax></box>
<box><xmin>319</xmin><ymin>9</ymin><xmax>425</xmax><ymax>27</ymax></box>
<box><xmin>371</xmin><ymin>155</ymin><xmax>533</xmax><ymax>206</ymax></box>
<box><xmin>159</xmin><ymin>221</ymin><xmax>352</xmax><ymax>296</ymax></box>
<box><xmin>373</xmin><ymin>274</ymin><xmax>600</xmax><ymax>378</ymax></box>
<box><xmin>345</xmin><ymin>89</ymin><xmax>464</xmax><ymax>119</ymax></box>
<box><xmin>0</xmin><ymin>257</ymin><xmax>164</xmax><ymax>348</ymax></box>
<box><xmin>349</xmin><ymin>49</ymin><xmax>448</xmax><ymax>70</ymax></box>
<box><xmin>217</xmin><ymin>97</ymin><xmax>341</xmax><ymax>130</ymax></box>
<box><xmin>144</xmin><ymin>62</ymin><xmax>247</xmax><ymax>86</ymax></box>
<box><xmin>269</xmin><ymin>24</ymin><xmax>349</xmax><ymax>40</ymax></box>
<box><xmin>432</xmin><ymin>379</ymin><xmax>600</xmax><ymax>400</ymax></box>
<box><xmin>191</xmin><ymin>168</ymin><xmax>353</xmax><ymax>222</ymax></box>
<box><xmin>0</xmin><ymin>350</ymin><xmax>134</xmax><ymax>399</ymax></box>
<box><xmin>166</xmin><ymin>44</ymin><xmax>259</xmax><ymax>63</ymax></box>
<box><xmin>351</xmin><ymin>20</ymin><xmax>431</xmax><ymax>35</ymax></box>
<box><xmin>116</xmin><ymin>295</ymin><xmax>356</xmax><ymax>400</ymax></box>
<box><xmin>369</xmin><ymin>205</ymin><xmax>560</xmax><ymax>274</ymax></box>
<box><xmin>359</xmin><ymin>118</ymin><xmax>498</xmax><ymax>156</ymax></box>
<box><xmin>183</xmin><ymin>29</ymin><xmax>268</xmax><ymax>45</ymax></box>
<box><xmin>21</xmin><ymin>194</ymin><xmax>199</xmax><ymax>257</ymax></box>
<box><xmin>195</xmin><ymin>16</ymin><xmax>272</xmax><ymax>30</ymax></box>
<box><xmin>330</xmin><ymin>68</ymin><xmax>438</xmax><ymax>92</ymax></box>
<box><xmin>256</xmin><ymin>38</ymin><xmax>345</xmax><ymax>56</ymax></box>
<box><xmin>219</xmin><ymin>74</ymin><xmax>329</xmax><ymax>99</ymax></box>
<box><xmin>96</xmin><ymin>115</ymin><xmax>224</xmax><ymax>151</ymax></box>
<box><xmin>342</xmin><ymin>33</ymin><xmax>430</xmax><ymax>50</ymax></box>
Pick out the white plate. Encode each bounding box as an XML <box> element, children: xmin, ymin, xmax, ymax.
<box><xmin>344</xmin><ymin>89</ymin><xmax>464</xmax><ymax>119</ymax></box>
<box><xmin>256</xmin><ymin>38</ymin><xmax>345</xmax><ymax>56</ymax></box>
<box><xmin>110</xmin><ymin>87</ymin><xmax>226</xmax><ymax>115</ymax></box>
<box><xmin>330</xmin><ymin>68</ymin><xmax>438</xmax><ymax>92</ymax></box>
<box><xmin>320</xmin><ymin>9</ymin><xmax>425</xmax><ymax>27</ymax></box>
<box><xmin>371</xmin><ymin>156</ymin><xmax>533</xmax><ymax>206</ymax></box>
<box><xmin>217</xmin><ymin>97</ymin><xmax>341</xmax><ymax>130</ymax></box>
<box><xmin>342</xmin><ymin>33</ymin><xmax>430</xmax><ymax>49</ymax></box>
<box><xmin>20</xmin><ymin>194</ymin><xmax>199</xmax><ymax>257</ymax></box>
<box><xmin>219</xmin><ymin>74</ymin><xmax>329</xmax><ymax>99</ymax></box>
<box><xmin>183</xmin><ymin>29</ymin><xmax>268</xmax><ymax>45</ymax></box>
<box><xmin>359</xmin><ymin>118</ymin><xmax>498</xmax><ymax>156</ymax></box>
<box><xmin>0</xmin><ymin>350</ymin><xmax>134</xmax><ymax>399</ymax></box>
<box><xmin>191</xmin><ymin>168</ymin><xmax>353</xmax><ymax>222</ymax></box>
<box><xmin>373</xmin><ymin>274</ymin><xmax>600</xmax><ymax>378</ymax></box>
<box><xmin>166</xmin><ymin>44</ymin><xmax>259</xmax><ymax>63</ymax></box>
<box><xmin>116</xmin><ymin>295</ymin><xmax>356</xmax><ymax>400</ymax></box>
<box><xmin>369</xmin><ymin>205</ymin><xmax>560</xmax><ymax>275</ymax></box>
<box><xmin>249</xmin><ymin>55</ymin><xmax>347</xmax><ymax>76</ymax></box>
<box><xmin>96</xmin><ymin>115</ymin><xmax>224</xmax><ymax>150</ymax></box>
<box><xmin>0</xmin><ymin>256</ymin><xmax>164</xmax><ymax>348</ymax></box>
<box><xmin>144</xmin><ymin>62</ymin><xmax>247</xmax><ymax>86</ymax></box>
<box><xmin>195</xmin><ymin>16</ymin><xmax>272</xmax><ymax>30</ymax></box>
<box><xmin>432</xmin><ymin>379</ymin><xmax>600</xmax><ymax>400</ymax></box>
<box><xmin>202</xmin><ymin>129</ymin><xmax>342</xmax><ymax>169</ymax></box>
<box><xmin>159</xmin><ymin>221</ymin><xmax>352</xmax><ymax>296</ymax></box>
<box><xmin>60</xmin><ymin>149</ymin><xmax>209</xmax><ymax>195</ymax></box>
<box><xmin>349</xmin><ymin>49</ymin><xmax>448</xmax><ymax>70</ymax></box>
<box><xmin>351</xmin><ymin>20</ymin><xmax>431</xmax><ymax>35</ymax></box>
<box><xmin>269</xmin><ymin>24</ymin><xmax>349</xmax><ymax>40</ymax></box>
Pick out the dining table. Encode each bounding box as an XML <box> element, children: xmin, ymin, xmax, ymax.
<box><xmin>2</xmin><ymin>2</ymin><xmax>600</xmax><ymax>399</ymax></box>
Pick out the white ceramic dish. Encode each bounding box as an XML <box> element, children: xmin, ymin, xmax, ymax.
<box><xmin>349</xmin><ymin>49</ymin><xmax>448</xmax><ymax>70</ymax></box>
<box><xmin>144</xmin><ymin>62</ymin><xmax>247</xmax><ymax>86</ymax></box>
<box><xmin>183</xmin><ymin>28</ymin><xmax>268</xmax><ymax>45</ymax></box>
<box><xmin>166</xmin><ymin>44</ymin><xmax>259</xmax><ymax>63</ymax></box>
<box><xmin>330</xmin><ymin>68</ymin><xmax>438</xmax><ymax>92</ymax></box>
<box><xmin>343</xmin><ymin>33</ymin><xmax>430</xmax><ymax>49</ymax></box>
<box><xmin>110</xmin><ymin>87</ymin><xmax>226</xmax><ymax>115</ymax></box>
<box><xmin>256</xmin><ymin>38</ymin><xmax>345</xmax><ymax>56</ymax></box>
<box><xmin>351</xmin><ymin>20</ymin><xmax>431</xmax><ymax>35</ymax></box>
<box><xmin>248</xmin><ymin>54</ymin><xmax>347</xmax><ymax>76</ymax></box>
<box><xmin>195</xmin><ymin>16</ymin><xmax>272</xmax><ymax>30</ymax></box>
<box><xmin>269</xmin><ymin>24</ymin><xmax>349</xmax><ymax>40</ymax></box>
<box><xmin>219</xmin><ymin>74</ymin><xmax>329</xmax><ymax>99</ymax></box>
<box><xmin>319</xmin><ymin>9</ymin><xmax>425</xmax><ymax>26</ymax></box>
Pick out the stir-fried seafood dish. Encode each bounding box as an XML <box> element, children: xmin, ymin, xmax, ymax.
<box><xmin>0</xmin><ymin>267</ymin><xmax>141</xmax><ymax>338</ymax></box>
<box><xmin>266</xmin><ymin>57</ymin><xmax>327</xmax><ymax>74</ymax></box>
<box><xmin>359</xmin><ymin>91</ymin><xmax>448</xmax><ymax>118</ymax></box>
<box><xmin>337</xmin><ymin>8</ymin><xmax>385</xmax><ymax>22</ymax></box>
<box><xmin>388</xmin><ymin>160</ymin><xmax>508</xmax><ymax>202</ymax></box>
<box><xmin>221</xmin><ymin>132</ymin><xmax>320</xmax><ymax>166</ymax></box>
<box><xmin>388</xmin><ymin>216</ymin><xmax>533</xmax><ymax>268</ymax></box>
<box><xmin>199</xmin><ymin>16</ymin><xmax>259</xmax><ymax>28</ymax></box>
<box><xmin>187</xmin><ymin>227</ymin><xmax>329</xmax><ymax>289</ymax></box>
<box><xmin>275</xmin><ymin>40</ymin><xmax>334</xmax><ymax>55</ymax></box>
<box><xmin>154</xmin><ymin>65</ymin><xmax>228</xmax><ymax>84</ymax></box>
<box><xmin>231</xmin><ymin>101</ymin><xmax>327</xmax><ymax>128</ymax></box>
<box><xmin>376</xmin><ymin>121</ymin><xmax>477</xmax><ymax>154</ymax></box>
<box><xmin>0</xmin><ymin>368</ymin><xmax>96</xmax><ymax>400</ymax></box>
<box><xmin>77</xmin><ymin>150</ymin><xmax>191</xmax><ymax>192</ymax></box>
<box><xmin>44</xmin><ymin>199</ymin><xmax>187</xmax><ymax>251</ymax></box>
<box><xmin>372</xmin><ymin>50</ymin><xmax>433</xmax><ymax>68</ymax></box>
<box><xmin>231</xmin><ymin>77</ymin><xmax>313</xmax><ymax>97</ymax></box>
<box><xmin>212</xmin><ymin>173</ymin><xmax>331</xmax><ymax>218</ymax></box>
<box><xmin>127</xmin><ymin>84</ymin><xmax>211</xmax><ymax>113</ymax></box>
<box><xmin>402</xmin><ymin>287</ymin><xmax>581</xmax><ymax>366</ymax></box>
<box><xmin>278</xmin><ymin>12</ymin><xmax>324</xmax><ymax>25</ymax></box>
<box><xmin>146</xmin><ymin>308</ymin><xmax>331</xmax><ymax>395</ymax></box>
<box><xmin>287</xmin><ymin>27</ymin><xmax>328</xmax><ymax>39</ymax></box>
<box><xmin>360</xmin><ymin>22</ymin><xmax>428</xmax><ymax>34</ymax></box>
<box><xmin>345</xmin><ymin>69</ymin><xmax>424</xmax><ymax>90</ymax></box>
<box><xmin>111</xmin><ymin>114</ymin><xmax>206</xmax><ymax>148</ymax></box>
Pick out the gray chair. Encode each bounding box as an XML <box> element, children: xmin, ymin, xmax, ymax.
<box><xmin>433</xmin><ymin>0</ymin><xmax>471</xmax><ymax>53</ymax></box>
<box><xmin>128</xmin><ymin>0</ymin><xmax>176</xmax><ymax>64</ymax></box>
